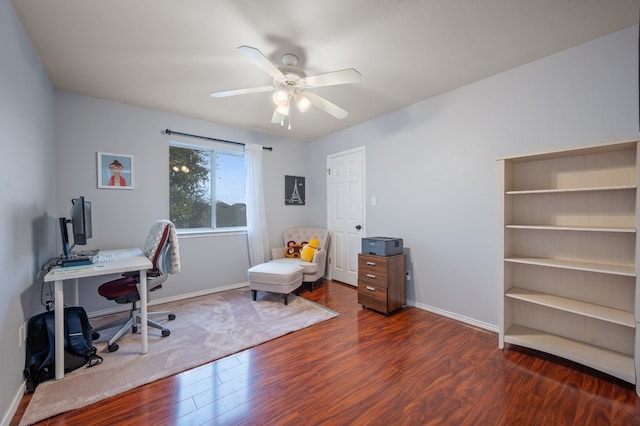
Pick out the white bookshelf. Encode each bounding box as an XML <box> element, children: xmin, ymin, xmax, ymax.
<box><xmin>498</xmin><ymin>141</ymin><xmax>639</xmax><ymax>393</ymax></box>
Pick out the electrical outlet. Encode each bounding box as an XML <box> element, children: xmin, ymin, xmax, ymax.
<box><xmin>19</xmin><ymin>323</ymin><xmax>26</xmax><ymax>346</ymax></box>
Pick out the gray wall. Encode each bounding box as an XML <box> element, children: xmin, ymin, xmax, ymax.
<box><xmin>2</xmin><ymin>1</ymin><xmax>309</xmax><ymax>417</ymax></box>
<box><xmin>1</xmin><ymin>0</ymin><xmax>57</xmax><ymax>421</ymax></box>
<box><xmin>54</xmin><ymin>91</ymin><xmax>309</xmax><ymax>313</ymax></box>
<box><xmin>308</xmin><ymin>25</ymin><xmax>640</xmax><ymax>328</ymax></box>
<box><xmin>3</xmin><ymin>0</ymin><xmax>640</xmax><ymax>420</ymax></box>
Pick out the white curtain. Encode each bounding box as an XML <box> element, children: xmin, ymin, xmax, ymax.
<box><xmin>245</xmin><ymin>143</ymin><xmax>269</xmax><ymax>266</ymax></box>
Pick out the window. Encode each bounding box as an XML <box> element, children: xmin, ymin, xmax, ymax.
<box><xmin>169</xmin><ymin>143</ymin><xmax>246</xmax><ymax>230</ymax></box>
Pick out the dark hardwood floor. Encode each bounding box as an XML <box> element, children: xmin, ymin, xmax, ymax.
<box><xmin>12</xmin><ymin>280</ymin><xmax>640</xmax><ymax>425</ymax></box>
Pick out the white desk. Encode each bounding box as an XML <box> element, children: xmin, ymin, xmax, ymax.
<box><xmin>43</xmin><ymin>248</ymin><xmax>152</xmax><ymax>380</ymax></box>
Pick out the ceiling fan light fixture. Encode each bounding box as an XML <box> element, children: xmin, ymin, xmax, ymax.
<box><xmin>276</xmin><ymin>104</ymin><xmax>290</xmax><ymax>115</ymax></box>
<box><xmin>294</xmin><ymin>93</ymin><xmax>311</xmax><ymax>112</ymax></box>
<box><xmin>272</xmin><ymin>89</ymin><xmax>288</xmax><ymax>106</ymax></box>
<box><xmin>211</xmin><ymin>45</ymin><xmax>361</xmax><ymax>127</ymax></box>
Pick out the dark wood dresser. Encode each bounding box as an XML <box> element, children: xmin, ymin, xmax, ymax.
<box><xmin>357</xmin><ymin>253</ymin><xmax>406</xmax><ymax>315</ymax></box>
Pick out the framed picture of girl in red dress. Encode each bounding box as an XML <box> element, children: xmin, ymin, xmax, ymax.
<box><xmin>97</xmin><ymin>152</ymin><xmax>134</xmax><ymax>189</ymax></box>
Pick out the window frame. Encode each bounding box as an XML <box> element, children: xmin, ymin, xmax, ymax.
<box><xmin>169</xmin><ymin>140</ymin><xmax>247</xmax><ymax>235</ymax></box>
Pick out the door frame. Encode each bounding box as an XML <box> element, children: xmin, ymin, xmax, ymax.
<box><xmin>326</xmin><ymin>146</ymin><xmax>366</xmax><ymax>284</ymax></box>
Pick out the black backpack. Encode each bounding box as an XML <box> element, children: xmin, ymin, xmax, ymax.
<box><xmin>23</xmin><ymin>306</ymin><xmax>102</xmax><ymax>393</ymax></box>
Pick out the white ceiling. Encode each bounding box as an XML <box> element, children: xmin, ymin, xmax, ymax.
<box><xmin>11</xmin><ymin>0</ymin><xmax>640</xmax><ymax>142</ymax></box>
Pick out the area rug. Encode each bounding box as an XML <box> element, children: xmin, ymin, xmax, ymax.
<box><xmin>19</xmin><ymin>287</ymin><xmax>338</xmax><ymax>425</ymax></box>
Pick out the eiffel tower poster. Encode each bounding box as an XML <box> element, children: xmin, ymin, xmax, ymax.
<box><xmin>284</xmin><ymin>175</ymin><xmax>306</xmax><ymax>205</ymax></box>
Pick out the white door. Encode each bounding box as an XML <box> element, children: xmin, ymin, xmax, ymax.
<box><xmin>327</xmin><ymin>147</ymin><xmax>365</xmax><ymax>286</ymax></box>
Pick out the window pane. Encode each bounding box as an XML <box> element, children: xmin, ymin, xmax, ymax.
<box><xmin>169</xmin><ymin>144</ymin><xmax>246</xmax><ymax>230</ymax></box>
<box><xmin>169</xmin><ymin>146</ymin><xmax>212</xmax><ymax>229</ymax></box>
<box><xmin>215</xmin><ymin>152</ymin><xmax>246</xmax><ymax>227</ymax></box>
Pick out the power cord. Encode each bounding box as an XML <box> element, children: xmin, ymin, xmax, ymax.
<box><xmin>40</xmin><ymin>281</ymin><xmax>54</xmax><ymax>311</ymax></box>
<box><xmin>40</xmin><ymin>255</ymin><xmax>65</xmax><ymax>310</ymax></box>
<box><xmin>42</xmin><ymin>254</ymin><xmax>64</xmax><ymax>272</ymax></box>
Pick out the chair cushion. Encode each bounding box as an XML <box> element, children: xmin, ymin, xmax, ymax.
<box><xmin>98</xmin><ymin>276</ymin><xmax>139</xmax><ymax>301</ymax></box>
<box><xmin>98</xmin><ymin>276</ymin><xmax>163</xmax><ymax>303</ymax></box>
<box><xmin>248</xmin><ymin>262</ymin><xmax>303</xmax><ymax>283</ymax></box>
<box><xmin>269</xmin><ymin>257</ymin><xmax>318</xmax><ymax>275</ymax></box>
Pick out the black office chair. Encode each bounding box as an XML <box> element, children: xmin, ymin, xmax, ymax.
<box><xmin>92</xmin><ymin>220</ymin><xmax>179</xmax><ymax>352</ymax></box>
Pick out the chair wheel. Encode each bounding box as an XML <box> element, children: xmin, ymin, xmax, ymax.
<box><xmin>161</xmin><ymin>329</ymin><xmax>170</xmax><ymax>337</ymax></box>
<box><xmin>92</xmin><ymin>332</ymin><xmax>100</xmax><ymax>341</ymax></box>
<box><xmin>108</xmin><ymin>343</ymin><xmax>119</xmax><ymax>352</ymax></box>
<box><xmin>168</xmin><ymin>313</ymin><xmax>176</xmax><ymax>321</ymax></box>
<box><xmin>132</xmin><ymin>326</ymin><xmax>138</xmax><ymax>333</ymax></box>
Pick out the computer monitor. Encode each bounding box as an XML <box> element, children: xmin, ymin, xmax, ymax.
<box><xmin>71</xmin><ymin>196</ymin><xmax>92</xmax><ymax>246</ymax></box>
<box><xmin>59</xmin><ymin>217</ymin><xmax>72</xmax><ymax>259</ymax></box>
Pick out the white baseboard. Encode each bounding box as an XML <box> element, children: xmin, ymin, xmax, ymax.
<box><xmin>407</xmin><ymin>299</ymin><xmax>499</xmax><ymax>333</ymax></box>
<box><xmin>4</xmin><ymin>283</ymin><xmax>251</xmax><ymax>425</ymax></box>
<box><xmin>2</xmin><ymin>382</ymin><xmax>26</xmax><ymax>426</ymax></box>
<box><xmin>88</xmin><ymin>282</ymin><xmax>249</xmax><ymax>319</ymax></box>
<box><xmin>5</xmin><ymin>285</ymin><xmax>495</xmax><ymax>425</ymax></box>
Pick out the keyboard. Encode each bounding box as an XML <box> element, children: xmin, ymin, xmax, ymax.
<box><xmin>75</xmin><ymin>249</ymin><xmax>99</xmax><ymax>257</ymax></box>
<box><xmin>61</xmin><ymin>256</ymin><xmax>92</xmax><ymax>267</ymax></box>
<box><xmin>92</xmin><ymin>251</ymin><xmax>115</xmax><ymax>264</ymax></box>
<box><xmin>52</xmin><ymin>264</ymin><xmax>96</xmax><ymax>274</ymax></box>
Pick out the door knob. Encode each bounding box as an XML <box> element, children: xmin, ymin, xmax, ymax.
<box><xmin>355</xmin><ymin>225</ymin><xmax>362</xmax><ymax>230</ymax></box>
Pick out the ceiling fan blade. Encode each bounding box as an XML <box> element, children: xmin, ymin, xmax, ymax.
<box><xmin>238</xmin><ymin>45</ymin><xmax>285</xmax><ymax>80</ymax></box>
<box><xmin>303</xmin><ymin>68</ymin><xmax>361</xmax><ymax>88</ymax></box>
<box><xmin>210</xmin><ymin>85</ymin><xmax>274</xmax><ymax>98</ymax></box>
<box><xmin>271</xmin><ymin>108</ymin><xmax>286</xmax><ymax>124</ymax></box>
<box><xmin>303</xmin><ymin>91</ymin><xmax>349</xmax><ymax>119</ymax></box>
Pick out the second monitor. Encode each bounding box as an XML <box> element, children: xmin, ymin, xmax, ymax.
<box><xmin>59</xmin><ymin>195</ymin><xmax>93</xmax><ymax>266</ymax></box>
<box><xmin>71</xmin><ymin>196</ymin><xmax>92</xmax><ymax>245</ymax></box>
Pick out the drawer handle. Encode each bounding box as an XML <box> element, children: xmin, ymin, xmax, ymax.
<box><xmin>366</xmin><ymin>261</ymin><xmax>376</xmax><ymax>266</ymax></box>
<box><xmin>366</xmin><ymin>274</ymin><xmax>376</xmax><ymax>279</ymax></box>
<box><xmin>366</xmin><ymin>286</ymin><xmax>376</xmax><ymax>291</ymax></box>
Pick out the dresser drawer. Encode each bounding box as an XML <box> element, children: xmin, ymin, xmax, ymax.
<box><xmin>358</xmin><ymin>253</ymin><xmax>406</xmax><ymax>315</ymax></box>
<box><xmin>357</xmin><ymin>281</ymin><xmax>387</xmax><ymax>313</ymax></box>
<box><xmin>359</xmin><ymin>255</ymin><xmax>388</xmax><ymax>271</ymax></box>
<box><xmin>358</xmin><ymin>269</ymin><xmax>388</xmax><ymax>288</ymax></box>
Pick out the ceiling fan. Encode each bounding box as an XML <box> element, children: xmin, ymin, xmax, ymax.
<box><xmin>210</xmin><ymin>46</ymin><xmax>361</xmax><ymax>128</ymax></box>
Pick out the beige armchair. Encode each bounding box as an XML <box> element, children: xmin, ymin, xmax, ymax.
<box><xmin>270</xmin><ymin>227</ymin><xmax>329</xmax><ymax>291</ymax></box>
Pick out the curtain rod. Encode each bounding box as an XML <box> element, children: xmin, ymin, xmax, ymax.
<box><xmin>163</xmin><ymin>129</ymin><xmax>273</xmax><ymax>151</ymax></box>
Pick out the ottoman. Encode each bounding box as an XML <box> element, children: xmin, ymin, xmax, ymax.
<box><xmin>247</xmin><ymin>262</ymin><xmax>304</xmax><ymax>305</ymax></box>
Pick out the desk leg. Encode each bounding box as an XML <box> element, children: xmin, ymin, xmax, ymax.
<box><xmin>54</xmin><ymin>279</ymin><xmax>64</xmax><ymax>380</ymax></box>
<box><xmin>72</xmin><ymin>277</ymin><xmax>79</xmax><ymax>306</ymax></box>
<box><xmin>139</xmin><ymin>269</ymin><xmax>148</xmax><ymax>354</ymax></box>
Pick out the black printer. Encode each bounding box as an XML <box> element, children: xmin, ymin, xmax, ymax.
<box><xmin>361</xmin><ymin>237</ymin><xmax>403</xmax><ymax>256</ymax></box>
